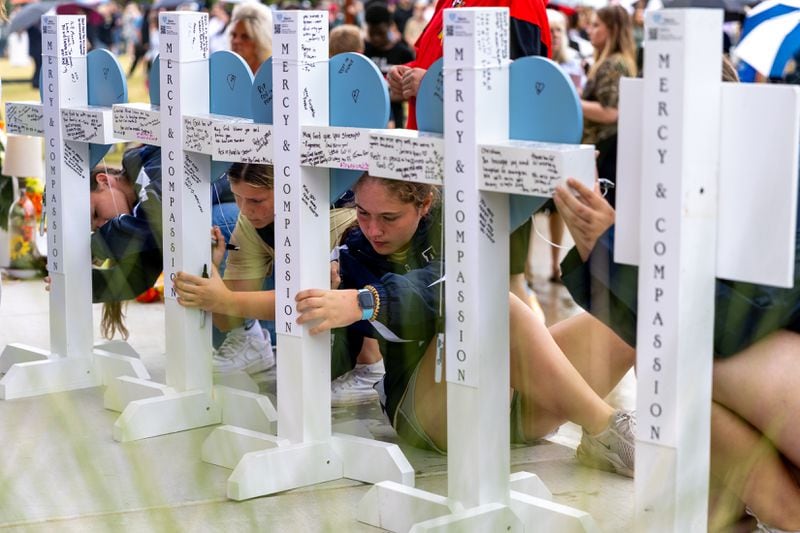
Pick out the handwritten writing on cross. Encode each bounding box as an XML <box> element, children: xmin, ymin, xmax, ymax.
<box><xmin>614</xmin><ymin>8</ymin><xmax>800</xmax><ymax>530</ymax></box>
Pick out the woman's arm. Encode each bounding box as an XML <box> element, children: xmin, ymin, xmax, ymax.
<box><xmin>581</xmin><ymin>100</ymin><xmax>619</xmax><ymax>124</ymax></box>
<box><xmin>556</xmin><ymin>178</ymin><xmax>640</xmax><ymax>348</ymax></box>
<box><xmin>296</xmin><ymin>259</ymin><xmax>443</xmax><ymax>340</ymax></box>
<box><xmin>295</xmin><ymin>288</ymin><xmax>362</xmax><ymax>335</ymax></box>
<box><xmin>581</xmin><ymin>57</ymin><xmax>629</xmax><ymax>125</ymax></box>
<box><xmin>174</xmin><ymin>270</ymin><xmax>276</xmax><ymax>328</ymax></box>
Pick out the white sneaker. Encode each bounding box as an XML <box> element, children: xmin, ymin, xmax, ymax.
<box><xmin>331</xmin><ymin>360</ymin><xmax>385</xmax><ymax>407</ymax></box>
<box><xmin>213</xmin><ymin>324</ymin><xmax>275</xmax><ymax>374</ymax></box>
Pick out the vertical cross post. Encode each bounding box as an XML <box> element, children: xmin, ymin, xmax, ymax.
<box><xmin>443</xmin><ymin>7</ymin><xmax>511</xmax><ymax>509</ymax></box>
<box><xmin>42</xmin><ymin>16</ymin><xmax>92</xmax><ymax>368</ymax></box>
<box><xmin>272</xmin><ymin>10</ymin><xmax>332</xmax><ymax>444</ymax></box>
<box><xmin>159</xmin><ymin>13</ymin><xmax>212</xmax><ymax>393</ymax></box>
<box><xmin>634</xmin><ymin>10</ymin><xmax>720</xmax><ymax>529</ymax></box>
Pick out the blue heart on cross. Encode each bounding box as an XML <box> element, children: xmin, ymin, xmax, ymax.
<box><xmin>83</xmin><ymin>49</ymin><xmax>128</xmax><ymax>167</ymax></box>
<box><xmin>210</xmin><ymin>51</ymin><xmax>255</xmax><ymax>180</ymax></box>
<box><xmin>327</xmin><ymin>53</ymin><xmax>390</xmax><ymax>201</ymax></box>
<box><xmin>417</xmin><ymin>56</ymin><xmax>583</xmax><ymax>230</ymax></box>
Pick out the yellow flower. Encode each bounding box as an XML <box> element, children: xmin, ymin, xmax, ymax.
<box><xmin>10</xmin><ymin>235</ymin><xmax>31</xmax><ymax>261</ymax></box>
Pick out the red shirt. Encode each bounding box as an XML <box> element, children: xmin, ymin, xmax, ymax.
<box><xmin>406</xmin><ymin>0</ymin><xmax>551</xmax><ymax>129</ymax></box>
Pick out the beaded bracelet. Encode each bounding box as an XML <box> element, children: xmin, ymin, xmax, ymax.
<box><xmin>364</xmin><ymin>284</ymin><xmax>380</xmax><ymax>322</ymax></box>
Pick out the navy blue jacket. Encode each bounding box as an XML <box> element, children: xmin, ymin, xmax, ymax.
<box><xmin>90</xmin><ymin>146</ymin><xmax>237</xmax><ymax>303</ymax></box>
<box><xmin>91</xmin><ymin>145</ymin><xmax>164</xmax><ymax>303</ymax></box>
<box><xmin>336</xmin><ymin>209</ymin><xmax>444</xmax><ymax>420</ymax></box>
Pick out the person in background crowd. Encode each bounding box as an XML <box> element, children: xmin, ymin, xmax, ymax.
<box><xmin>567</xmin><ymin>6</ymin><xmax>594</xmax><ymax>61</ymax></box>
<box><xmin>27</xmin><ymin>23</ymin><xmax>42</xmax><ymax>89</ymax></box>
<box><xmin>579</xmin><ymin>4</ymin><xmax>636</xmax><ymax>208</ymax></box>
<box><xmin>208</xmin><ymin>1</ymin><xmax>231</xmax><ymax>54</ymax></box>
<box><xmin>128</xmin><ymin>5</ymin><xmax>151</xmax><ymax>78</ymax></box>
<box><xmin>229</xmin><ymin>1</ymin><xmax>273</xmax><ymax>74</ymax></box>
<box><xmin>330</xmin><ymin>24</ymin><xmax>365</xmax><ymax>56</ymax></box>
<box><xmin>548</xmin><ymin>8</ymin><xmax>585</xmax><ymax>91</ymax></box>
<box><xmin>365</xmin><ymin>2</ymin><xmax>414</xmax><ymax>128</ymax></box>
<box><xmin>392</xmin><ymin>0</ymin><xmax>415</xmax><ymax>36</ymax></box>
<box><xmin>402</xmin><ymin>0</ymin><xmax>428</xmax><ymax>48</ymax></box>
<box><xmin>144</xmin><ymin>7</ymin><xmax>160</xmax><ymax>75</ymax></box>
<box><xmin>122</xmin><ymin>2</ymin><xmax>143</xmax><ymax>58</ymax></box>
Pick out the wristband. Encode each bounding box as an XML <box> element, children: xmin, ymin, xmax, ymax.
<box><xmin>364</xmin><ymin>284</ymin><xmax>380</xmax><ymax>322</ymax></box>
<box><xmin>357</xmin><ymin>288</ymin><xmax>375</xmax><ymax>321</ymax></box>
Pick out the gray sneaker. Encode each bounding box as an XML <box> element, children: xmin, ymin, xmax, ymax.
<box><xmin>213</xmin><ymin>324</ymin><xmax>275</xmax><ymax>374</ymax></box>
<box><xmin>746</xmin><ymin>507</ymin><xmax>800</xmax><ymax>532</ymax></box>
<box><xmin>576</xmin><ymin>409</ymin><xmax>635</xmax><ymax>478</ymax></box>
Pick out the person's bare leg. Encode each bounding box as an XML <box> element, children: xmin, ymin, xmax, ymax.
<box><xmin>412</xmin><ymin>338</ymin><xmax>448</xmax><ymax>450</ymax></box>
<box><xmin>525</xmin><ymin>217</ymin><xmax>537</xmax><ymax>287</ymax></box>
<box><xmin>549</xmin><ymin>212</ymin><xmax>564</xmax><ymax>280</ymax></box>
<box><xmin>549</xmin><ymin>312</ymin><xmax>636</xmax><ymax>398</ymax></box>
<box><xmin>355</xmin><ymin>337</ymin><xmax>382</xmax><ymax>365</ymax></box>
<box><xmin>508</xmin><ymin>294</ymin><xmax>615</xmax><ymax>439</ymax></box>
<box><xmin>709</xmin><ymin>400</ymin><xmax>800</xmax><ymax>530</ymax></box>
<box><xmin>413</xmin><ymin>296</ymin><xmax>621</xmax><ymax>449</ymax></box>
<box><xmin>510</xmin><ymin>272</ymin><xmax>545</xmax><ymax>322</ymax></box>
<box><xmin>712</xmin><ymin>330</ymin><xmax>800</xmax><ymax>467</ymax></box>
<box><xmin>708</xmin><ymin>478</ymin><xmax>749</xmax><ymax>533</ymax></box>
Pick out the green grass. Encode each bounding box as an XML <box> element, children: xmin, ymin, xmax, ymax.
<box><xmin>1</xmin><ymin>53</ymin><xmax>152</xmax><ymax>166</ymax></box>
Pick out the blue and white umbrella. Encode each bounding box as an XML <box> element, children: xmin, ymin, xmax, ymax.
<box><xmin>735</xmin><ymin>0</ymin><xmax>800</xmax><ymax>77</ymax></box>
<box><xmin>742</xmin><ymin>0</ymin><xmax>800</xmax><ymax>32</ymax></box>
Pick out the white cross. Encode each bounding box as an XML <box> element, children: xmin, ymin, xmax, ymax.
<box><xmin>358</xmin><ymin>8</ymin><xmax>599</xmax><ymax>532</ymax></box>
<box><xmin>615</xmin><ymin>9</ymin><xmax>800</xmax><ymax>529</ymax></box>
<box><xmin>0</xmin><ymin>16</ymin><xmax>149</xmax><ymax>400</ymax></box>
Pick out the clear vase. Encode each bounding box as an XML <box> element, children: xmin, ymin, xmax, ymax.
<box><xmin>7</xmin><ymin>181</ymin><xmax>41</xmax><ymax>278</ymax></box>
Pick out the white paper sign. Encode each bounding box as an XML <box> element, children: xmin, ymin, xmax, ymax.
<box><xmin>61</xmin><ymin>107</ymin><xmax>115</xmax><ymax>144</ymax></box>
<box><xmin>183</xmin><ymin>115</ymin><xmax>215</xmax><ymax>155</ymax></box>
<box><xmin>301</xmin><ymin>126</ymin><xmax>369</xmax><ymax>170</ymax></box>
<box><xmin>5</xmin><ymin>102</ymin><xmax>44</xmax><ymax>136</ymax></box>
<box><xmin>617</xmin><ymin>79</ymin><xmax>800</xmax><ymax>288</ymax></box>
<box><xmin>113</xmin><ymin>103</ymin><xmax>160</xmax><ymax>144</ymax></box>
<box><xmin>214</xmin><ymin>121</ymin><xmax>273</xmax><ymax>163</ymax></box>
<box><xmin>478</xmin><ymin>141</ymin><xmax>594</xmax><ymax>197</ymax></box>
<box><xmin>368</xmin><ymin>130</ymin><xmax>444</xmax><ymax>183</ymax></box>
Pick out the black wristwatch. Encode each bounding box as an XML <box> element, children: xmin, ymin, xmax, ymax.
<box><xmin>357</xmin><ymin>288</ymin><xmax>375</xmax><ymax>321</ymax></box>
